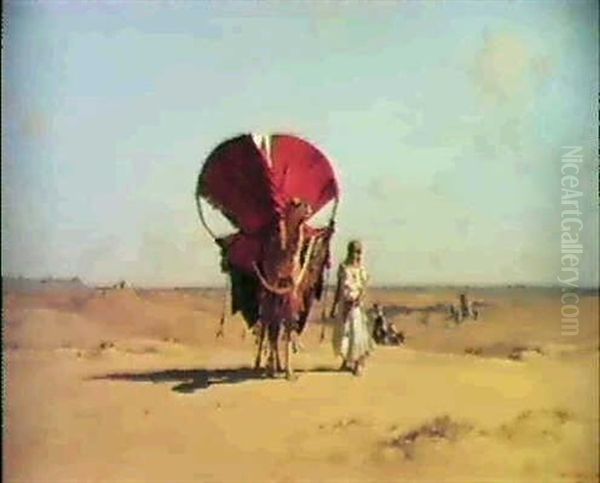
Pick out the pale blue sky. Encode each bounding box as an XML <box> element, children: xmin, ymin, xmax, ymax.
<box><xmin>2</xmin><ymin>0</ymin><xmax>598</xmax><ymax>286</ymax></box>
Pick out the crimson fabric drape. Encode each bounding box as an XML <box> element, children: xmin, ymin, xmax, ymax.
<box><xmin>197</xmin><ymin>133</ymin><xmax>339</xmax><ymax>274</ymax></box>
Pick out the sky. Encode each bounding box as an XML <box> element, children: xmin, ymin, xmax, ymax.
<box><xmin>2</xmin><ymin>0</ymin><xmax>598</xmax><ymax>287</ymax></box>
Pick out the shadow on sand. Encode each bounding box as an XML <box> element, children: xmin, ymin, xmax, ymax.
<box><xmin>89</xmin><ymin>366</ymin><xmax>340</xmax><ymax>394</ymax></box>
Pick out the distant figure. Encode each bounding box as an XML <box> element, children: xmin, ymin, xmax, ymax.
<box><xmin>468</xmin><ymin>300</ymin><xmax>479</xmax><ymax>320</ymax></box>
<box><xmin>387</xmin><ymin>320</ymin><xmax>405</xmax><ymax>345</ymax></box>
<box><xmin>450</xmin><ymin>293</ymin><xmax>479</xmax><ymax>323</ymax></box>
<box><xmin>448</xmin><ymin>303</ymin><xmax>461</xmax><ymax>322</ymax></box>
<box><xmin>371</xmin><ymin>303</ymin><xmax>404</xmax><ymax>346</ymax></box>
<box><xmin>372</xmin><ymin>303</ymin><xmax>388</xmax><ymax>343</ymax></box>
<box><xmin>459</xmin><ymin>293</ymin><xmax>469</xmax><ymax>318</ymax></box>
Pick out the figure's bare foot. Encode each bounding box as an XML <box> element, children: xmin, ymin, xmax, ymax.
<box><xmin>339</xmin><ymin>360</ymin><xmax>350</xmax><ymax>372</ymax></box>
<box><xmin>286</xmin><ymin>371</ymin><xmax>298</xmax><ymax>382</ymax></box>
<box><xmin>353</xmin><ymin>358</ymin><xmax>365</xmax><ymax>376</ymax></box>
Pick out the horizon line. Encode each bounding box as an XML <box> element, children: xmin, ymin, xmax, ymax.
<box><xmin>2</xmin><ymin>275</ymin><xmax>599</xmax><ymax>291</ymax></box>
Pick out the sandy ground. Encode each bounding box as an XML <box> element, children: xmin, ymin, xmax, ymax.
<box><xmin>3</xmin><ymin>284</ymin><xmax>599</xmax><ymax>483</ymax></box>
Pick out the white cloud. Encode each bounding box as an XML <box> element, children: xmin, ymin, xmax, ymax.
<box><xmin>471</xmin><ymin>31</ymin><xmax>553</xmax><ymax>105</ymax></box>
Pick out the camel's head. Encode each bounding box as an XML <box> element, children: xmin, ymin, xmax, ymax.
<box><xmin>286</xmin><ymin>197</ymin><xmax>313</xmax><ymax>225</ymax></box>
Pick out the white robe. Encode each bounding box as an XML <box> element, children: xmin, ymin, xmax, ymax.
<box><xmin>332</xmin><ymin>263</ymin><xmax>373</xmax><ymax>362</ymax></box>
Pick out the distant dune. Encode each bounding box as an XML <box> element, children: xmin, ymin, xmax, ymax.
<box><xmin>2</xmin><ymin>276</ymin><xmax>90</xmax><ymax>293</ymax></box>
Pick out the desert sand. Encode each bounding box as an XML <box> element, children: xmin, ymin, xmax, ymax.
<box><xmin>3</xmin><ymin>281</ymin><xmax>599</xmax><ymax>483</ymax></box>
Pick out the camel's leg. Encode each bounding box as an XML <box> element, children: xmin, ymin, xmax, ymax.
<box><xmin>265</xmin><ymin>321</ymin><xmax>279</xmax><ymax>378</ymax></box>
<box><xmin>285</xmin><ymin>325</ymin><xmax>297</xmax><ymax>381</ymax></box>
<box><xmin>274</xmin><ymin>324</ymin><xmax>283</xmax><ymax>373</ymax></box>
<box><xmin>254</xmin><ymin>323</ymin><xmax>266</xmax><ymax>370</ymax></box>
<box><xmin>266</xmin><ymin>340</ymin><xmax>276</xmax><ymax>378</ymax></box>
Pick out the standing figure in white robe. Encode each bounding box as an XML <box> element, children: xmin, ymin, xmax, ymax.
<box><xmin>330</xmin><ymin>240</ymin><xmax>373</xmax><ymax>376</ymax></box>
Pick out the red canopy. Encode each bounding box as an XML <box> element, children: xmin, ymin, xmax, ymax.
<box><xmin>197</xmin><ymin>134</ymin><xmax>339</xmax><ymax>235</ymax></box>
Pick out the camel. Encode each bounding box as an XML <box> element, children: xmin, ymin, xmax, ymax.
<box><xmin>196</xmin><ymin>133</ymin><xmax>339</xmax><ymax>379</ymax></box>
<box><xmin>252</xmin><ymin>199</ymin><xmax>333</xmax><ymax>379</ymax></box>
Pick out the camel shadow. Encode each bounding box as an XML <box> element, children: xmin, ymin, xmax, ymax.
<box><xmin>89</xmin><ymin>365</ymin><xmax>339</xmax><ymax>394</ymax></box>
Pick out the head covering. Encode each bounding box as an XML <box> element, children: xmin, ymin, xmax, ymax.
<box><xmin>347</xmin><ymin>239</ymin><xmax>362</xmax><ymax>253</ymax></box>
<box><xmin>345</xmin><ymin>239</ymin><xmax>364</xmax><ymax>264</ymax></box>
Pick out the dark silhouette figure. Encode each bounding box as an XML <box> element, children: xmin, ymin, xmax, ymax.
<box><xmin>371</xmin><ymin>304</ymin><xmax>405</xmax><ymax>346</ymax></box>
